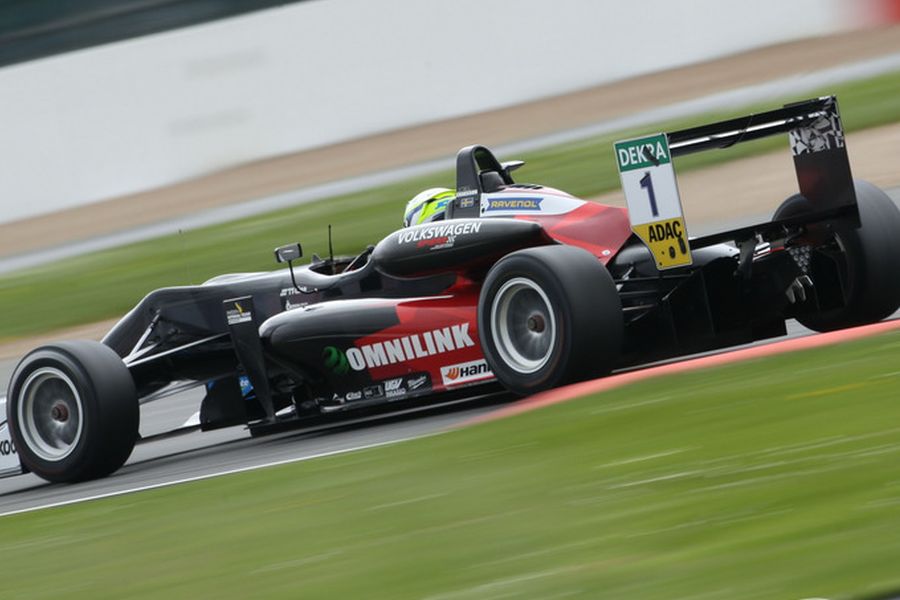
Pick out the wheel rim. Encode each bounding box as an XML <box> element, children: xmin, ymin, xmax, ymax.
<box><xmin>490</xmin><ymin>277</ymin><xmax>557</xmax><ymax>374</ymax></box>
<box><xmin>17</xmin><ymin>367</ymin><xmax>84</xmax><ymax>461</ymax></box>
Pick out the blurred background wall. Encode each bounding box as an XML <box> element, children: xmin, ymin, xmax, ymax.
<box><xmin>0</xmin><ymin>0</ymin><xmax>882</xmax><ymax>224</ymax></box>
<box><xmin>0</xmin><ymin>0</ymin><xmax>296</xmax><ymax>68</ymax></box>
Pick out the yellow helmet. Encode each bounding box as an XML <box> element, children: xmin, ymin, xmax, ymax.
<box><xmin>403</xmin><ymin>188</ymin><xmax>456</xmax><ymax>227</ymax></box>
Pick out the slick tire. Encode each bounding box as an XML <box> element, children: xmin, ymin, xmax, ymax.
<box><xmin>478</xmin><ymin>246</ymin><xmax>623</xmax><ymax>396</ymax></box>
<box><xmin>774</xmin><ymin>180</ymin><xmax>900</xmax><ymax>331</ymax></box>
<box><xmin>7</xmin><ymin>340</ymin><xmax>139</xmax><ymax>483</ymax></box>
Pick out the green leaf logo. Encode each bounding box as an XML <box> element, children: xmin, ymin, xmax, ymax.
<box><xmin>322</xmin><ymin>346</ymin><xmax>349</xmax><ymax>375</ymax></box>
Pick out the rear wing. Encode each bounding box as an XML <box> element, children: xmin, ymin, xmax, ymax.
<box><xmin>447</xmin><ymin>97</ymin><xmax>857</xmax><ymax>270</ymax></box>
<box><xmin>615</xmin><ymin>95</ymin><xmax>858</xmax><ymax>269</ymax></box>
<box><xmin>671</xmin><ymin>95</ymin><xmax>857</xmax><ymax>222</ymax></box>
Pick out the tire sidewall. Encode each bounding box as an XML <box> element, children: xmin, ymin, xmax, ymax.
<box><xmin>8</xmin><ymin>349</ymin><xmax>100</xmax><ymax>481</ymax></box>
<box><xmin>478</xmin><ymin>246</ymin><xmax>622</xmax><ymax>395</ymax></box>
<box><xmin>775</xmin><ymin>182</ymin><xmax>900</xmax><ymax>330</ymax></box>
<box><xmin>479</xmin><ymin>254</ymin><xmax>575</xmax><ymax>392</ymax></box>
<box><xmin>7</xmin><ymin>341</ymin><xmax>138</xmax><ymax>483</ymax></box>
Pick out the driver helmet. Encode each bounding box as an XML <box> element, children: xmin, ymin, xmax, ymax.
<box><xmin>403</xmin><ymin>188</ymin><xmax>455</xmax><ymax>227</ymax></box>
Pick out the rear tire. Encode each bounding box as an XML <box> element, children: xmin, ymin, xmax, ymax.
<box><xmin>774</xmin><ymin>180</ymin><xmax>900</xmax><ymax>331</ymax></box>
<box><xmin>7</xmin><ymin>341</ymin><xmax>139</xmax><ymax>483</ymax></box>
<box><xmin>478</xmin><ymin>246</ymin><xmax>623</xmax><ymax>395</ymax></box>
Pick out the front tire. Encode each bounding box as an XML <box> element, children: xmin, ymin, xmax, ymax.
<box><xmin>478</xmin><ymin>246</ymin><xmax>623</xmax><ymax>395</ymax></box>
<box><xmin>7</xmin><ymin>340</ymin><xmax>139</xmax><ymax>483</ymax></box>
<box><xmin>775</xmin><ymin>180</ymin><xmax>900</xmax><ymax>331</ymax></box>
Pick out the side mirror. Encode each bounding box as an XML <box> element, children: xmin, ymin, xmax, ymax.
<box><xmin>274</xmin><ymin>243</ymin><xmax>302</xmax><ymax>264</ymax></box>
<box><xmin>501</xmin><ymin>160</ymin><xmax>525</xmax><ymax>176</ymax></box>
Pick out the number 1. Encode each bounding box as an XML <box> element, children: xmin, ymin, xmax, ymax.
<box><xmin>640</xmin><ymin>172</ymin><xmax>659</xmax><ymax>217</ymax></box>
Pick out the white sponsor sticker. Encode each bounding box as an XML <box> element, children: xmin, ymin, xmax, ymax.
<box><xmin>226</xmin><ymin>302</ymin><xmax>253</xmax><ymax>325</ymax></box>
<box><xmin>384</xmin><ymin>377</ymin><xmax>406</xmax><ymax>399</ymax></box>
<box><xmin>406</xmin><ymin>374</ymin><xmax>429</xmax><ymax>391</ymax></box>
<box><xmin>0</xmin><ymin>397</ymin><xmax>23</xmax><ymax>477</ymax></box>
<box><xmin>480</xmin><ymin>192</ymin><xmax>582</xmax><ymax>216</ymax></box>
<box><xmin>440</xmin><ymin>359</ymin><xmax>493</xmax><ymax>386</ymax></box>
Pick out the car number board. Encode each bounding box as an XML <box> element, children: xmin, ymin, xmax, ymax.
<box><xmin>614</xmin><ymin>133</ymin><xmax>692</xmax><ymax>269</ymax></box>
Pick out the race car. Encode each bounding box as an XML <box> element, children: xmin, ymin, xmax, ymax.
<box><xmin>2</xmin><ymin>95</ymin><xmax>899</xmax><ymax>483</ymax></box>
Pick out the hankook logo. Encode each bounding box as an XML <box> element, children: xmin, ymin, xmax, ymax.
<box><xmin>440</xmin><ymin>359</ymin><xmax>492</xmax><ymax>386</ymax></box>
<box><xmin>0</xmin><ymin>438</ymin><xmax>15</xmax><ymax>456</ymax></box>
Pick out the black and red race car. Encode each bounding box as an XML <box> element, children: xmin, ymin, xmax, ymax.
<box><xmin>3</xmin><ymin>96</ymin><xmax>900</xmax><ymax>483</ymax></box>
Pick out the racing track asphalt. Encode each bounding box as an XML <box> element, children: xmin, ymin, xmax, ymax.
<box><xmin>1</xmin><ymin>191</ymin><xmax>899</xmax><ymax>516</ymax></box>
<box><xmin>2</xmin><ymin>314</ymin><xmax>897</xmax><ymax>517</ymax></box>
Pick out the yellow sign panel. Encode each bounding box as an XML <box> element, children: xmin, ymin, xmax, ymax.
<box><xmin>632</xmin><ymin>217</ymin><xmax>692</xmax><ymax>269</ymax></box>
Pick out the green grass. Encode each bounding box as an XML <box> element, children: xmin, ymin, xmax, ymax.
<box><xmin>3</xmin><ymin>71</ymin><xmax>900</xmax><ymax>340</ymax></box>
<box><xmin>2</xmin><ymin>330</ymin><xmax>900</xmax><ymax>599</ymax></box>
